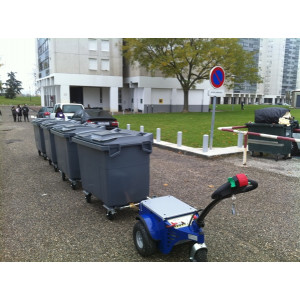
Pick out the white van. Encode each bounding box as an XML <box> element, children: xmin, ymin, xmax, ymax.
<box><xmin>50</xmin><ymin>103</ymin><xmax>84</xmax><ymax>119</ymax></box>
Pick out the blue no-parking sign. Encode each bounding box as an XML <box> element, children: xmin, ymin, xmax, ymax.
<box><xmin>209</xmin><ymin>66</ymin><xmax>225</xmax><ymax>89</ymax></box>
<box><xmin>209</xmin><ymin>66</ymin><xmax>225</xmax><ymax>150</ymax></box>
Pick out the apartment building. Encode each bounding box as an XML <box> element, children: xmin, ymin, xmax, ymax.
<box><xmin>223</xmin><ymin>38</ymin><xmax>264</xmax><ymax>105</ymax></box>
<box><xmin>123</xmin><ymin>60</ymin><xmax>213</xmax><ymax>113</ymax></box>
<box><xmin>37</xmin><ymin>38</ymin><xmax>214</xmax><ymax>112</ymax></box>
<box><xmin>37</xmin><ymin>38</ymin><xmax>123</xmax><ymax>111</ymax></box>
<box><xmin>37</xmin><ymin>38</ymin><xmax>300</xmax><ymax>112</ymax></box>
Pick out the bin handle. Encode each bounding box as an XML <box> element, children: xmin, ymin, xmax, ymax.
<box><xmin>141</xmin><ymin>141</ymin><xmax>152</xmax><ymax>153</ymax></box>
<box><xmin>109</xmin><ymin>144</ymin><xmax>121</xmax><ymax>158</ymax></box>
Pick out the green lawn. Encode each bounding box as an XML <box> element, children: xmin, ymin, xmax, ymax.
<box><xmin>0</xmin><ymin>95</ymin><xmax>41</xmax><ymax>106</ymax></box>
<box><xmin>1</xmin><ymin>96</ymin><xmax>298</xmax><ymax>148</ymax></box>
<box><xmin>116</xmin><ymin>104</ymin><xmax>300</xmax><ymax>148</ymax></box>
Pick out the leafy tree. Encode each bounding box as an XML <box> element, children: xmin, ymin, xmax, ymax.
<box><xmin>123</xmin><ymin>38</ymin><xmax>262</xmax><ymax>112</ymax></box>
<box><xmin>3</xmin><ymin>72</ymin><xmax>23</xmax><ymax>99</ymax></box>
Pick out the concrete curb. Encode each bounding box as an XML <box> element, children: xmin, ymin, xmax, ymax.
<box><xmin>153</xmin><ymin>139</ymin><xmax>248</xmax><ymax>158</ymax></box>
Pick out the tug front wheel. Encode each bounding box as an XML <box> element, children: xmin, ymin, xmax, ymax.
<box><xmin>194</xmin><ymin>248</ymin><xmax>208</xmax><ymax>262</ymax></box>
<box><xmin>133</xmin><ymin>221</ymin><xmax>157</xmax><ymax>257</ymax></box>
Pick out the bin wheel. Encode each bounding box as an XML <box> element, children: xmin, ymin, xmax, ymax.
<box><xmin>194</xmin><ymin>248</ymin><xmax>208</xmax><ymax>262</ymax></box>
<box><xmin>133</xmin><ymin>221</ymin><xmax>157</xmax><ymax>257</ymax></box>
<box><xmin>106</xmin><ymin>211</ymin><xmax>114</xmax><ymax>220</ymax></box>
<box><xmin>43</xmin><ymin>155</ymin><xmax>47</xmax><ymax>160</ymax></box>
<box><xmin>61</xmin><ymin>172</ymin><xmax>66</xmax><ymax>181</ymax></box>
<box><xmin>54</xmin><ymin>166</ymin><xmax>58</xmax><ymax>172</ymax></box>
<box><xmin>48</xmin><ymin>159</ymin><xmax>52</xmax><ymax>166</ymax></box>
<box><xmin>291</xmin><ymin>142</ymin><xmax>299</xmax><ymax>156</ymax></box>
<box><xmin>71</xmin><ymin>182</ymin><xmax>77</xmax><ymax>190</ymax></box>
<box><xmin>38</xmin><ymin>150</ymin><xmax>41</xmax><ymax>156</ymax></box>
<box><xmin>85</xmin><ymin>194</ymin><xmax>92</xmax><ymax>203</ymax></box>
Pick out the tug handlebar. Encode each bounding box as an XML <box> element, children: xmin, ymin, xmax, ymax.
<box><xmin>196</xmin><ymin>174</ymin><xmax>258</xmax><ymax>228</ymax></box>
<box><xmin>211</xmin><ymin>174</ymin><xmax>258</xmax><ymax>201</ymax></box>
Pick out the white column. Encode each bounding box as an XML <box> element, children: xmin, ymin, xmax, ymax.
<box><xmin>40</xmin><ymin>86</ymin><xmax>45</xmax><ymax>106</ymax></box>
<box><xmin>60</xmin><ymin>85</ymin><xmax>70</xmax><ymax>103</ymax></box>
<box><xmin>110</xmin><ymin>87</ymin><xmax>119</xmax><ymax>113</ymax></box>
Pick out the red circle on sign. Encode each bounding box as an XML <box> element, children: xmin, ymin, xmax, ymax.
<box><xmin>210</xmin><ymin>66</ymin><xmax>225</xmax><ymax>89</ymax></box>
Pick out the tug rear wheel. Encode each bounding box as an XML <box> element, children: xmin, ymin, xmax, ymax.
<box><xmin>133</xmin><ymin>221</ymin><xmax>157</xmax><ymax>257</ymax></box>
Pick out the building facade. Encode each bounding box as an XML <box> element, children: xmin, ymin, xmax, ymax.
<box><xmin>123</xmin><ymin>61</ymin><xmax>213</xmax><ymax>113</ymax></box>
<box><xmin>37</xmin><ymin>38</ymin><xmax>123</xmax><ymax>112</ymax></box>
<box><xmin>37</xmin><ymin>38</ymin><xmax>300</xmax><ymax>112</ymax></box>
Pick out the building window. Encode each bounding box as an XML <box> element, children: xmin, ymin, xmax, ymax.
<box><xmin>101</xmin><ymin>59</ymin><xmax>110</xmax><ymax>71</ymax></box>
<box><xmin>89</xmin><ymin>58</ymin><xmax>98</xmax><ymax>70</ymax></box>
<box><xmin>101</xmin><ymin>40</ymin><xmax>109</xmax><ymax>51</ymax></box>
<box><xmin>88</xmin><ymin>39</ymin><xmax>97</xmax><ymax>51</ymax></box>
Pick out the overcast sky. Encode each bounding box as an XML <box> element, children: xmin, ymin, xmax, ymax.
<box><xmin>0</xmin><ymin>38</ymin><xmax>36</xmax><ymax>94</ymax></box>
<box><xmin>0</xmin><ymin>0</ymin><xmax>296</xmax><ymax>97</ymax></box>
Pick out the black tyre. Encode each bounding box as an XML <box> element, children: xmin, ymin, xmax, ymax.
<box><xmin>85</xmin><ymin>194</ymin><xmax>91</xmax><ymax>203</ymax></box>
<box><xmin>61</xmin><ymin>172</ymin><xmax>66</xmax><ymax>181</ymax></box>
<box><xmin>133</xmin><ymin>221</ymin><xmax>157</xmax><ymax>257</ymax></box>
<box><xmin>106</xmin><ymin>211</ymin><xmax>114</xmax><ymax>220</ymax></box>
<box><xmin>291</xmin><ymin>142</ymin><xmax>299</xmax><ymax>156</ymax></box>
<box><xmin>194</xmin><ymin>248</ymin><xmax>208</xmax><ymax>262</ymax></box>
<box><xmin>71</xmin><ymin>182</ymin><xmax>77</xmax><ymax>190</ymax></box>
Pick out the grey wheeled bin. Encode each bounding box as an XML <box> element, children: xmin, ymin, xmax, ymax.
<box><xmin>72</xmin><ymin>128</ymin><xmax>153</xmax><ymax>219</ymax></box>
<box><xmin>41</xmin><ymin>119</ymin><xmax>79</xmax><ymax>171</ymax></box>
<box><xmin>32</xmin><ymin>118</ymin><xmax>51</xmax><ymax>159</ymax></box>
<box><xmin>50</xmin><ymin>123</ymin><xmax>105</xmax><ymax>189</ymax></box>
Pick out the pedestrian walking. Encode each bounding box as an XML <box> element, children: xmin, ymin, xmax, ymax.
<box><xmin>241</xmin><ymin>101</ymin><xmax>245</xmax><ymax>110</ymax></box>
<box><xmin>11</xmin><ymin>106</ymin><xmax>17</xmax><ymax>122</ymax></box>
<box><xmin>16</xmin><ymin>105</ymin><xmax>22</xmax><ymax>122</ymax></box>
<box><xmin>22</xmin><ymin>104</ymin><xmax>29</xmax><ymax>122</ymax></box>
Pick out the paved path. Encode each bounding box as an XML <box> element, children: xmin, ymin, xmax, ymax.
<box><xmin>0</xmin><ymin>106</ymin><xmax>299</xmax><ymax>262</ymax></box>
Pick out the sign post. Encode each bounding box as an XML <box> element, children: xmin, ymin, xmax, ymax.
<box><xmin>209</xmin><ymin>66</ymin><xmax>225</xmax><ymax>150</ymax></box>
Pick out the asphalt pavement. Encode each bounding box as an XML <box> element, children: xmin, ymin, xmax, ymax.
<box><xmin>0</xmin><ymin>105</ymin><xmax>299</xmax><ymax>262</ymax></box>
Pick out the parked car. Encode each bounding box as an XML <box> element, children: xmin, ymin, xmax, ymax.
<box><xmin>71</xmin><ymin>108</ymin><xmax>119</xmax><ymax>129</ymax></box>
<box><xmin>37</xmin><ymin>106</ymin><xmax>53</xmax><ymax>118</ymax></box>
<box><xmin>50</xmin><ymin>103</ymin><xmax>85</xmax><ymax>119</ymax></box>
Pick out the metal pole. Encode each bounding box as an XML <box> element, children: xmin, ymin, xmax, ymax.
<box><xmin>156</xmin><ymin>128</ymin><xmax>161</xmax><ymax>142</ymax></box>
<box><xmin>177</xmin><ymin>131</ymin><xmax>182</xmax><ymax>147</ymax></box>
<box><xmin>243</xmin><ymin>134</ymin><xmax>248</xmax><ymax>165</ymax></box>
<box><xmin>209</xmin><ymin>96</ymin><xmax>216</xmax><ymax>150</ymax></box>
<box><xmin>127</xmin><ymin>124</ymin><xmax>130</xmax><ymax>130</ymax></box>
<box><xmin>203</xmin><ymin>134</ymin><xmax>209</xmax><ymax>152</ymax></box>
<box><xmin>237</xmin><ymin>132</ymin><xmax>243</xmax><ymax>148</ymax></box>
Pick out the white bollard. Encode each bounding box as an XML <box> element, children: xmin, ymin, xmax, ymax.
<box><xmin>177</xmin><ymin>131</ymin><xmax>182</xmax><ymax>147</ymax></box>
<box><xmin>127</xmin><ymin>124</ymin><xmax>130</xmax><ymax>130</ymax></box>
<box><xmin>237</xmin><ymin>132</ymin><xmax>243</xmax><ymax>148</ymax></box>
<box><xmin>140</xmin><ymin>125</ymin><xmax>144</xmax><ymax>133</ymax></box>
<box><xmin>203</xmin><ymin>134</ymin><xmax>209</xmax><ymax>152</ymax></box>
<box><xmin>156</xmin><ymin>128</ymin><xmax>161</xmax><ymax>142</ymax></box>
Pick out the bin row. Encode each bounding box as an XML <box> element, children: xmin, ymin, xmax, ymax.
<box><xmin>32</xmin><ymin>118</ymin><xmax>153</xmax><ymax>219</ymax></box>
